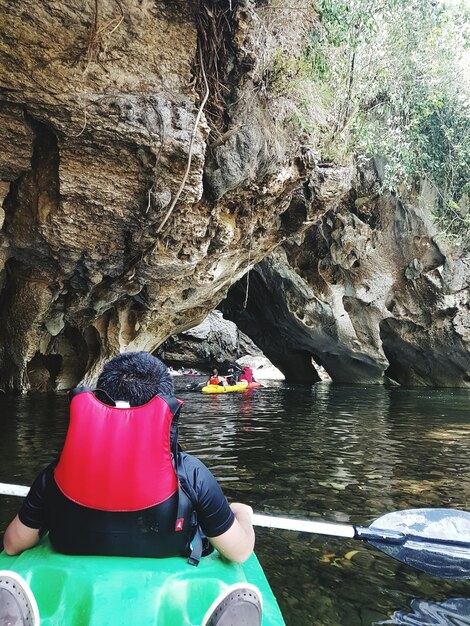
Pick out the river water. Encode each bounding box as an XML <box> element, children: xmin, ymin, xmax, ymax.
<box><xmin>1</xmin><ymin>380</ymin><xmax>470</xmax><ymax>625</ymax></box>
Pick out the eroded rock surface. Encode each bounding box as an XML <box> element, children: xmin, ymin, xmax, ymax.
<box><xmin>222</xmin><ymin>166</ymin><xmax>470</xmax><ymax>387</ymax></box>
<box><xmin>0</xmin><ymin>0</ymin><xmax>319</xmax><ymax>390</ymax></box>
<box><xmin>158</xmin><ymin>310</ymin><xmax>260</xmax><ymax>370</ymax></box>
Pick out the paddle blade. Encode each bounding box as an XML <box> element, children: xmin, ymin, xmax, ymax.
<box><xmin>366</xmin><ymin>508</ymin><xmax>470</xmax><ymax>579</ymax></box>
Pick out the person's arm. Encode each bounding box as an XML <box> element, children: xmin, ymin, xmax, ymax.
<box><xmin>3</xmin><ymin>516</ymin><xmax>41</xmax><ymax>555</ymax></box>
<box><xmin>208</xmin><ymin>502</ymin><xmax>255</xmax><ymax>563</ymax></box>
<box><xmin>2</xmin><ymin>464</ymin><xmax>52</xmax><ymax>555</ymax></box>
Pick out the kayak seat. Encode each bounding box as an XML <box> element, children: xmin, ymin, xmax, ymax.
<box><xmin>201</xmin><ymin>582</ymin><xmax>262</xmax><ymax>626</ymax></box>
<box><xmin>28</xmin><ymin>566</ymin><xmax>92</xmax><ymax>624</ymax></box>
<box><xmin>0</xmin><ymin>570</ymin><xmax>40</xmax><ymax>626</ymax></box>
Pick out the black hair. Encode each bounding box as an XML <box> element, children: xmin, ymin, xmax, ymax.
<box><xmin>96</xmin><ymin>352</ymin><xmax>174</xmax><ymax>407</ymax></box>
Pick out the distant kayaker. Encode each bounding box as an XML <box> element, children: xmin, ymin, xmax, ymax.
<box><xmin>224</xmin><ymin>367</ymin><xmax>237</xmax><ymax>386</ymax></box>
<box><xmin>239</xmin><ymin>365</ymin><xmax>256</xmax><ymax>384</ymax></box>
<box><xmin>3</xmin><ymin>352</ymin><xmax>255</xmax><ymax>567</ymax></box>
<box><xmin>207</xmin><ymin>367</ymin><xmax>226</xmax><ymax>386</ymax></box>
<box><xmin>224</xmin><ymin>364</ymin><xmax>244</xmax><ymax>386</ymax></box>
<box><xmin>224</xmin><ymin>367</ymin><xmax>234</xmax><ymax>385</ymax></box>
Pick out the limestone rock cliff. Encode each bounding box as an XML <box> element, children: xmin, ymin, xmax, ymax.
<box><xmin>0</xmin><ymin>0</ymin><xmax>319</xmax><ymax>391</ymax></box>
<box><xmin>221</xmin><ymin>165</ymin><xmax>470</xmax><ymax>387</ymax></box>
<box><xmin>0</xmin><ymin>0</ymin><xmax>468</xmax><ymax>391</ymax></box>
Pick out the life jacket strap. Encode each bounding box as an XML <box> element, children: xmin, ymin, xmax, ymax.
<box><xmin>176</xmin><ymin>454</ymin><xmax>215</xmax><ymax>567</ymax></box>
<box><xmin>188</xmin><ymin>523</ymin><xmax>204</xmax><ymax>566</ymax></box>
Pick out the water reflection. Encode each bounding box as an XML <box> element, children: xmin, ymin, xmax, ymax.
<box><xmin>1</xmin><ymin>382</ymin><xmax>470</xmax><ymax>625</ymax></box>
<box><xmin>375</xmin><ymin>598</ymin><xmax>470</xmax><ymax>625</ymax></box>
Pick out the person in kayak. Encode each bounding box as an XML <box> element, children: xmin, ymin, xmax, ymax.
<box><xmin>3</xmin><ymin>352</ymin><xmax>255</xmax><ymax>566</ymax></box>
<box><xmin>224</xmin><ymin>367</ymin><xmax>238</xmax><ymax>386</ymax></box>
<box><xmin>207</xmin><ymin>367</ymin><xmax>226</xmax><ymax>386</ymax></box>
<box><xmin>239</xmin><ymin>365</ymin><xmax>257</xmax><ymax>384</ymax></box>
<box><xmin>224</xmin><ymin>364</ymin><xmax>245</xmax><ymax>386</ymax></box>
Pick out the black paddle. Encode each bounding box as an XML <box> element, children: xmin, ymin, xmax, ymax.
<box><xmin>253</xmin><ymin>508</ymin><xmax>470</xmax><ymax>579</ymax></box>
<box><xmin>185</xmin><ymin>381</ymin><xmax>206</xmax><ymax>391</ymax></box>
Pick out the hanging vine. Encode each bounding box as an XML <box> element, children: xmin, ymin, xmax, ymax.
<box><xmin>243</xmin><ymin>208</ymin><xmax>255</xmax><ymax>309</ymax></box>
<box><xmin>84</xmin><ymin>0</ymin><xmax>124</xmax><ymax>73</ymax></box>
<box><xmin>193</xmin><ymin>0</ymin><xmax>239</xmax><ymax>136</ymax></box>
<box><xmin>155</xmin><ymin>47</ymin><xmax>210</xmax><ymax>233</ymax></box>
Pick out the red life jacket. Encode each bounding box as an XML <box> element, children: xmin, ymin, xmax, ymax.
<box><xmin>50</xmin><ymin>389</ymin><xmax>206</xmax><ymax>563</ymax></box>
<box><xmin>208</xmin><ymin>376</ymin><xmax>221</xmax><ymax>385</ymax></box>
<box><xmin>55</xmin><ymin>390</ymin><xmax>181</xmax><ymax>511</ymax></box>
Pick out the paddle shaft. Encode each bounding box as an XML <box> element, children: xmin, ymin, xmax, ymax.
<box><xmin>253</xmin><ymin>513</ymin><xmax>355</xmax><ymax>537</ymax></box>
<box><xmin>253</xmin><ymin>513</ymin><xmax>404</xmax><ymax>542</ymax></box>
<box><xmin>0</xmin><ymin>482</ymin><xmax>29</xmax><ymax>497</ymax></box>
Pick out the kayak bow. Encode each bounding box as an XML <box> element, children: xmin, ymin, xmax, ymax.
<box><xmin>0</xmin><ymin>537</ymin><xmax>285</xmax><ymax>625</ymax></box>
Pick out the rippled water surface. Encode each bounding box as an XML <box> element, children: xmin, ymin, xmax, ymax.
<box><xmin>1</xmin><ymin>381</ymin><xmax>470</xmax><ymax>625</ymax></box>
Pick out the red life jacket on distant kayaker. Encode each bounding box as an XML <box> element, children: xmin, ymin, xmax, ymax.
<box><xmin>50</xmin><ymin>388</ymin><xmax>204</xmax><ymax>563</ymax></box>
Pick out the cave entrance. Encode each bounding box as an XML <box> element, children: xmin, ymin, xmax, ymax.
<box><xmin>27</xmin><ymin>353</ymin><xmax>62</xmax><ymax>392</ymax></box>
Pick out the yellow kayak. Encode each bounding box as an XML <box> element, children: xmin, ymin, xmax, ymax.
<box><xmin>201</xmin><ymin>380</ymin><xmax>249</xmax><ymax>393</ymax></box>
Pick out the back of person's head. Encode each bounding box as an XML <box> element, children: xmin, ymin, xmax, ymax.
<box><xmin>96</xmin><ymin>352</ymin><xmax>174</xmax><ymax>407</ymax></box>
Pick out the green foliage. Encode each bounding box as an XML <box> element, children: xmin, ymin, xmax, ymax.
<box><xmin>262</xmin><ymin>49</ymin><xmax>305</xmax><ymax>95</ymax></box>
<box><xmin>311</xmin><ymin>0</ymin><xmax>470</xmax><ymax>245</ymax></box>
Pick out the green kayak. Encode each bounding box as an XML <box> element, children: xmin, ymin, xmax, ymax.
<box><xmin>0</xmin><ymin>537</ymin><xmax>285</xmax><ymax>625</ymax></box>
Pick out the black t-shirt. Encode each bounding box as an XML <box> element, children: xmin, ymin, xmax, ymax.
<box><xmin>18</xmin><ymin>452</ymin><xmax>234</xmax><ymax>540</ymax></box>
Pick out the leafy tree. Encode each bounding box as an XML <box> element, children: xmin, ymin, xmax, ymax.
<box><xmin>311</xmin><ymin>0</ymin><xmax>470</xmax><ymax>245</ymax></box>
